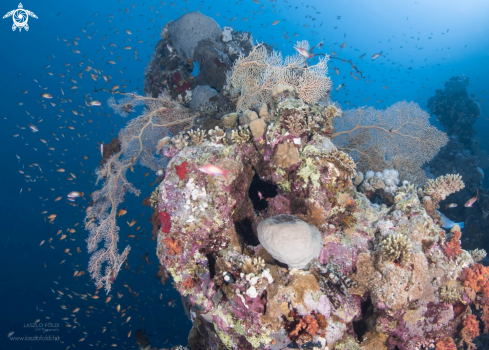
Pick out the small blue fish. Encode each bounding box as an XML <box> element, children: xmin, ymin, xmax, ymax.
<box><xmin>436</xmin><ymin>210</ymin><xmax>464</xmax><ymax>229</ymax></box>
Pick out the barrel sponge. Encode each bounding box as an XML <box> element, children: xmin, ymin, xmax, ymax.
<box><xmin>257</xmin><ymin>214</ymin><xmax>322</xmax><ymax>269</ymax></box>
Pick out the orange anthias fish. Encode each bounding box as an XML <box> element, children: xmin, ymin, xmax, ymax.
<box><xmin>445</xmin><ymin>203</ymin><xmax>457</xmax><ymax>209</ymax></box>
<box><xmin>464</xmin><ymin>189</ymin><xmax>478</xmax><ymax>207</ymax></box>
<box><xmin>198</xmin><ymin>164</ymin><xmax>231</xmax><ymax>180</ymax></box>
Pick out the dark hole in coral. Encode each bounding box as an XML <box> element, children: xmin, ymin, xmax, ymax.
<box><xmin>248</xmin><ymin>172</ymin><xmax>278</xmax><ymax>212</ymax></box>
<box><xmin>353</xmin><ymin>296</ymin><xmax>374</xmax><ymax>342</ymax></box>
<box><xmin>234</xmin><ymin>218</ymin><xmax>260</xmax><ymax>250</ymax></box>
<box><xmin>206</xmin><ymin>253</ymin><xmax>216</xmax><ymax>279</ymax></box>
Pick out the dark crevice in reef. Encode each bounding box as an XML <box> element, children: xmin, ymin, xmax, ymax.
<box><xmin>234</xmin><ymin>217</ymin><xmax>260</xmax><ymax>249</ymax></box>
<box><xmin>248</xmin><ymin>172</ymin><xmax>278</xmax><ymax>212</ymax></box>
<box><xmin>353</xmin><ymin>296</ymin><xmax>374</xmax><ymax>342</ymax></box>
<box><xmin>206</xmin><ymin>253</ymin><xmax>216</xmax><ymax>279</ymax></box>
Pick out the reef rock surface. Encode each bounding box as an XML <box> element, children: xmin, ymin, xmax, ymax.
<box><xmin>153</xmin><ymin>89</ymin><xmax>483</xmax><ymax>349</ymax></box>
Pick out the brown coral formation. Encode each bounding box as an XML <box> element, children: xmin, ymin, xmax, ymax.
<box><xmin>273</xmin><ymin>142</ymin><xmax>300</xmax><ymax>168</ymax></box>
<box><xmin>424</xmin><ymin>173</ymin><xmax>465</xmax><ymax>203</ymax></box>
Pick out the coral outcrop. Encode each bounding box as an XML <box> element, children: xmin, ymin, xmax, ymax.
<box><xmin>92</xmin><ymin>14</ymin><xmax>488</xmax><ymax>349</ymax></box>
<box><xmin>152</xmin><ymin>76</ymin><xmax>485</xmax><ymax>349</ymax></box>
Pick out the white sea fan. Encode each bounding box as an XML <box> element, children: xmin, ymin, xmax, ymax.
<box><xmin>227</xmin><ymin>41</ymin><xmax>332</xmax><ymax>111</ymax></box>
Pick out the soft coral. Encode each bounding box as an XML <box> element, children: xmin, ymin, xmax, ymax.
<box><xmin>443</xmin><ymin>229</ymin><xmax>462</xmax><ymax>259</ymax></box>
<box><xmin>435</xmin><ymin>337</ymin><xmax>456</xmax><ymax>350</ymax></box>
<box><xmin>461</xmin><ymin>263</ymin><xmax>489</xmax><ymax>301</ymax></box>
<box><xmin>461</xmin><ymin>263</ymin><xmax>489</xmax><ymax>333</ymax></box>
<box><xmin>175</xmin><ymin>161</ymin><xmax>188</xmax><ymax>180</ymax></box>
<box><xmin>459</xmin><ymin>315</ymin><xmax>479</xmax><ymax>350</ymax></box>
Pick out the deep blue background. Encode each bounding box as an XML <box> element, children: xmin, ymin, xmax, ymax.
<box><xmin>0</xmin><ymin>0</ymin><xmax>488</xmax><ymax>348</ymax></box>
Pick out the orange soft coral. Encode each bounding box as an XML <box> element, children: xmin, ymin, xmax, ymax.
<box><xmin>481</xmin><ymin>304</ymin><xmax>489</xmax><ymax>334</ymax></box>
<box><xmin>162</xmin><ymin>237</ymin><xmax>182</xmax><ymax>255</ymax></box>
<box><xmin>443</xmin><ymin>229</ymin><xmax>462</xmax><ymax>259</ymax></box>
<box><xmin>435</xmin><ymin>337</ymin><xmax>456</xmax><ymax>350</ymax></box>
<box><xmin>286</xmin><ymin>311</ymin><xmax>327</xmax><ymax>341</ymax></box>
<box><xmin>461</xmin><ymin>263</ymin><xmax>489</xmax><ymax>301</ymax></box>
<box><xmin>182</xmin><ymin>276</ymin><xmax>195</xmax><ymax>289</ymax></box>
<box><xmin>459</xmin><ymin>315</ymin><xmax>479</xmax><ymax>350</ymax></box>
<box><xmin>303</xmin><ymin>314</ymin><xmax>319</xmax><ymax>336</ymax></box>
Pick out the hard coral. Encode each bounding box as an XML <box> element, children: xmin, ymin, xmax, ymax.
<box><xmin>439</xmin><ymin>280</ymin><xmax>462</xmax><ymax>304</ymax></box>
<box><xmin>424</xmin><ymin>174</ymin><xmax>465</xmax><ymax>203</ymax></box>
<box><xmin>273</xmin><ymin>142</ymin><xmax>300</xmax><ymax>169</ymax></box>
<box><xmin>380</xmin><ymin>233</ymin><xmax>412</xmax><ymax>265</ymax></box>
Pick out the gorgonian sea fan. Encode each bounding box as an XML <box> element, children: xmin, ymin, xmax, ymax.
<box><xmin>332</xmin><ymin>101</ymin><xmax>448</xmax><ymax>185</ymax></box>
<box><xmin>227</xmin><ymin>40</ymin><xmax>332</xmax><ymax>112</ymax></box>
<box><xmin>85</xmin><ymin>92</ymin><xmax>197</xmax><ymax>293</ymax></box>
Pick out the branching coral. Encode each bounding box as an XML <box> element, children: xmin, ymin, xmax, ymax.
<box><xmin>380</xmin><ymin>233</ymin><xmax>412</xmax><ymax>265</ymax></box>
<box><xmin>231</xmin><ymin>125</ymin><xmax>252</xmax><ymax>143</ymax></box>
<box><xmin>227</xmin><ymin>41</ymin><xmax>331</xmax><ymax>111</ymax></box>
<box><xmin>332</xmin><ymin>101</ymin><xmax>448</xmax><ymax>185</ymax></box>
<box><xmin>188</xmin><ymin>128</ymin><xmax>206</xmax><ymax>146</ymax></box>
<box><xmin>85</xmin><ymin>92</ymin><xmax>197</xmax><ymax>293</ymax></box>
<box><xmin>424</xmin><ymin>174</ymin><xmax>465</xmax><ymax>203</ymax></box>
<box><xmin>208</xmin><ymin>126</ymin><xmax>227</xmax><ymax>144</ymax></box>
<box><xmin>469</xmin><ymin>248</ymin><xmax>487</xmax><ymax>263</ymax></box>
<box><xmin>150</xmin><ymin>187</ymin><xmax>159</xmax><ymax>208</ymax></box>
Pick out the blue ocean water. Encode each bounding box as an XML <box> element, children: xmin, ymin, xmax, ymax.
<box><xmin>0</xmin><ymin>0</ymin><xmax>488</xmax><ymax>349</ymax></box>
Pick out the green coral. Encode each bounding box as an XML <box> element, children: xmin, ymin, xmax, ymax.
<box><xmin>298</xmin><ymin>157</ymin><xmax>320</xmax><ymax>188</ymax></box>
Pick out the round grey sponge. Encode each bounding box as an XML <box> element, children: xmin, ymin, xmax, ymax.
<box><xmin>257</xmin><ymin>214</ymin><xmax>322</xmax><ymax>269</ymax></box>
<box><xmin>168</xmin><ymin>12</ymin><xmax>222</xmax><ymax>60</ymax></box>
